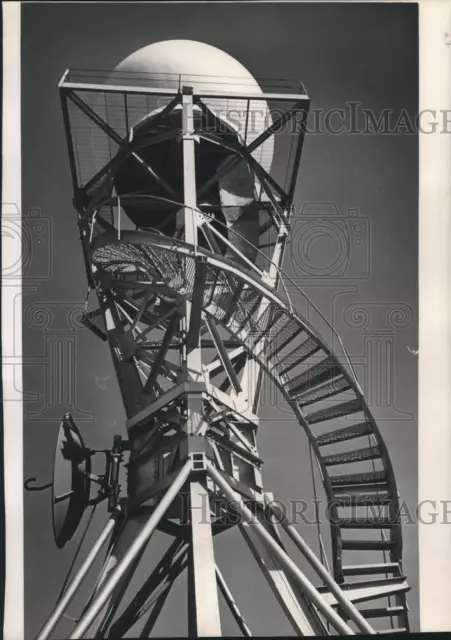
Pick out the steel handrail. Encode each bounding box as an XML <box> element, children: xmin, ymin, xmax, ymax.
<box><xmin>200</xmin><ymin>214</ymin><xmax>362</xmax><ymax>392</ymax></box>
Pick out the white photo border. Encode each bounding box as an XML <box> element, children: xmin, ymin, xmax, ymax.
<box><xmin>2</xmin><ymin>0</ymin><xmax>451</xmax><ymax>637</ymax></box>
<box><xmin>2</xmin><ymin>3</ymin><xmax>23</xmax><ymax>640</ymax></box>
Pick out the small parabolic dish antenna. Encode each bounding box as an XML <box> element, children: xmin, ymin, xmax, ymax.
<box><xmin>52</xmin><ymin>415</ymin><xmax>91</xmax><ymax>548</ymax></box>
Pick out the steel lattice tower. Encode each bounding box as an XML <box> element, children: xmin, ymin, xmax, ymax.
<box><xmin>31</xmin><ymin>43</ymin><xmax>410</xmax><ymax>639</ymax></box>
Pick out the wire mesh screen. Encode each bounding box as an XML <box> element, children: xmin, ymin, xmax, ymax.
<box><xmin>67</xmin><ymin>95</ymin><xmax>117</xmax><ymax>188</ymax></box>
<box><xmin>62</xmin><ymin>70</ymin><xmax>308</xmax><ymax>196</ymax></box>
<box><xmin>66</xmin><ymin>89</ymin><xmax>175</xmax><ymax>188</ymax></box>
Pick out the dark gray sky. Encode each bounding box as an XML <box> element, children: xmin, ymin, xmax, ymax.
<box><xmin>22</xmin><ymin>2</ymin><xmax>418</xmax><ymax>637</ymax></box>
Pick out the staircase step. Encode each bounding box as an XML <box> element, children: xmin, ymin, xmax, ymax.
<box><xmin>297</xmin><ymin>376</ymin><xmax>351</xmax><ymax>406</ymax></box>
<box><xmin>214</xmin><ymin>289</ymin><xmax>241</xmax><ymax>320</ymax></box>
<box><xmin>330</xmin><ymin>470</ymin><xmax>386</xmax><ymax>488</ymax></box>
<box><xmin>323</xmin><ymin>445</ymin><xmax>381</xmax><ymax>466</ymax></box>
<box><xmin>266</xmin><ymin>319</ymin><xmax>303</xmax><ymax>361</ymax></box>
<box><xmin>334</xmin><ymin>487</ymin><xmax>389</xmax><ymax>500</ymax></box>
<box><xmin>249</xmin><ymin>307</ymin><xmax>285</xmax><ymax>348</ymax></box>
<box><xmin>342</xmin><ymin>563</ymin><xmax>401</xmax><ymax>577</ymax></box>
<box><xmin>333</xmin><ymin>492</ymin><xmax>391</xmax><ymax>507</ymax></box>
<box><xmin>338</xmin><ymin>517</ymin><xmax>394</xmax><ymax>529</ymax></box>
<box><xmin>275</xmin><ymin>337</ymin><xmax>321</xmax><ymax>376</ymax></box>
<box><xmin>316</xmin><ymin>422</ymin><xmax>373</xmax><ymax>446</ymax></box>
<box><xmin>341</xmin><ymin>539</ymin><xmax>396</xmax><ymax>551</ymax></box>
<box><xmin>286</xmin><ymin>355</ymin><xmax>340</xmax><ymax>396</ymax></box>
<box><xmin>306</xmin><ymin>399</ymin><xmax>363</xmax><ymax>424</ymax></box>
<box><xmin>142</xmin><ymin>246</ymin><xmax>174</xmax><ymax>279</ymax></box>
<box><xmin>248</xmin><ymin>295</ymin><xmax>265</xmax><ymax>323</ymax></box>
<box><xmin>358</xmin><ymin>605</ymin><xmax>407</xmax><ymax>619</ymax></box>
<box><xmin>234</xmin><ymin>291</ymin><xmax>262</xmax><ymax>332</ymax></box>
<box><xmin>241</xmin><ymin>287</ymin><xmax>262</xmax><ymax>311</ymax></box>
<box><xmin>221</xmin><ymin>283</ymin><xmax>246</xmax><ymax>325</ymax></box>
<box><xmin>332</xmin><ymin>494</ymin><xmax>391</xmax><ymax>507</ymax></box>
<box><xmin>318</xmin><ymin>576</ymin><xmax>409</xmax><ymax>604</ymax></box>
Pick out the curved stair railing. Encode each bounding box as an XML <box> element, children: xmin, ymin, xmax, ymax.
<box><xmin>199</xmin><ymin>213</ymin><xmax>363</xmax><ymax>391</ymax></box>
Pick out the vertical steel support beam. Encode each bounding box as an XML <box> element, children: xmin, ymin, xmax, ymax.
<box><xmin>181</xmin><ymin>87</ymin><xmax>203</xmax><ymax>385</ymax></box>
<box><xmin>187</xmin><ymin>480</ymin><xmax>222</xmax><ymax>637</ymax></box>
<box><xmin>182</xmin><ymin>88</ymin><xmax>198</xmax><ymax>249</ymax></box>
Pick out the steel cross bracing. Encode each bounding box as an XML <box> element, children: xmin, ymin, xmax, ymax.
<box><xmin>35</xmin><ymin>75</ymin><xmax>410</xmax><ymax>638</ymax></box>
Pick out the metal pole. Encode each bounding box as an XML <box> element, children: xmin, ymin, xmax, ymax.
<box><xmin>35</xmin><ymin>513</ymin><xmax>119</xmax><ymax>640</ymax></box>
<box><xmin>205</xmin><ymin>462</ymin><xmax>355</xmax><ymax>636</ymax></box>
<box><xmin>266</xmin><ymin>498</ymin><xmax>376</xmax><ymax>635</ymax></box>
<box><xmin>182</xmin><ymin>89</ymin><xmax>198</xmax><ymax>249</ymax></box>
<box><xmin>70</xmin><ymin>460</ymin><xmax>192</xmax><ymax>639</ymax></box>
<box><xmin>215</xmin><ymin>565</ymin><xmax>252</xmax><ymax>637</ymax></box>
<box><xmin>187</xmin><ymin>480</ymin><xmax>222</xmax><ymax>637</ymax></box>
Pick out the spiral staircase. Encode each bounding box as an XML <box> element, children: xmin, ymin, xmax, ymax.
<box><xmin>88</xmin><ymin>226</ymin><xmax>410</xmax><ymax>634</ymax></box>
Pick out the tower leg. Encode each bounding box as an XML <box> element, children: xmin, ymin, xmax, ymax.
<box><xmin>187</xmin><ymin>480</ymin><xmax>222</xmax><ymax>637</ymax></box>
<box><xmin>35</xmin><ymin>512</ymin><xmax>119</xmax><ymax>640</ymax></box>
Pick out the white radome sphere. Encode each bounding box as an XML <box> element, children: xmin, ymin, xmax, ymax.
<box><xmin>112</xmin><ymin>40</ymin><xmax>274</xmax><ymax>173</ymax></box>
